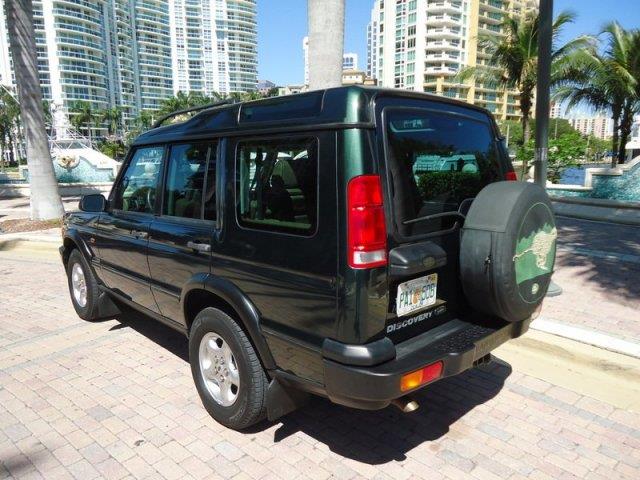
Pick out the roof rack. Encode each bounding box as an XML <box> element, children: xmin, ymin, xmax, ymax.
<box><xmin>151</xmin><ymin>99</ymin><xmax>236</xmax><ymax>129</ymax></box>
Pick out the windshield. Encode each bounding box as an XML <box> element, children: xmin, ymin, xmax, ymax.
<box><xmin>385</xmin><ymin>109</ymin><xmax>503</xmax><ymax>237</ymax></box>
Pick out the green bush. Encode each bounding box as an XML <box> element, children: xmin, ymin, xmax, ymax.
<box><xmin>417</xmin><ymin>171</ymin><xmax>483</xmax><ymax>202</ymax></box>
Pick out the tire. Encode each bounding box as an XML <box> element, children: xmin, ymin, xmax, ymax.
<box><xmin>66</xmin><ymin>249</ymin><xmax>102</xmax><ymax>321</ymax></box>
<box><xmin>189</xmin><ymin>307</ymin><xmax>268</xmax><ymax>430</ymax></box>
<box><xmin>460</xmin><ymin>181</ymin><xmax>557</xmax><ymax>322</ymax></box>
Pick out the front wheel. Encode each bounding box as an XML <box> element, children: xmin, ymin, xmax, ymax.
<box><xmin>66</xmin><ymin>249</ymin><xmax>101</xmax><ymax>321</ymax></box>
<box><xmin>189</xmin><ymin>308</ymin><xmax>268</xmax><ymax>430</ymax></box>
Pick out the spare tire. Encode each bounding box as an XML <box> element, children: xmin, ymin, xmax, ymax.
<box><xmin>460</xmin><ymin>181</ymin><xmax>557</xmax><ymax>322</ymax></box>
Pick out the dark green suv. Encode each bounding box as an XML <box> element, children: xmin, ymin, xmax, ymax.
<box><xmin>61</xmin><ymin>87</ymin><xmax>557</xmax><ymax>430</ymax></box>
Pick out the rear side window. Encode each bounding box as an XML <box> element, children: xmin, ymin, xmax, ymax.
<box><xmin>385</xmin><ymin>108</ymin><xmax>502</xmax><ymax>237</ymax></box>
<box><xmin>236</xmin><ymin>137</ymin><xmax>318</xmax><ymax>235</ymax></box>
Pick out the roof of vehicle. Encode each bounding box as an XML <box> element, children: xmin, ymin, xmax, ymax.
<box><xmin>133</xmin><ymin>86</ymin><xmax>493</xmax><ymax>146</ymax></box>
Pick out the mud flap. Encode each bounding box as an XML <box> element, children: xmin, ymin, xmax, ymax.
<box><xmin>266</xmin><ymin>378</ymin><xmax>309</xmax><ymax>421</ymax></box>
<box><xmin>96</xmin><ymin>291</ymin><xmax>121</xmax><ymax>319</ymax></box>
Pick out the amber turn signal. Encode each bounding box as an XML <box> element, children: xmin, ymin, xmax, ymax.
<box><xmin>400</xmin><ymin>361</ymin><xmax>443</xmax><ymax>392</ymax></box>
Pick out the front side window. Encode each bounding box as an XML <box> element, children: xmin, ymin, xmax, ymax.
<box><xmin>236</xmin><ymin>138</ymin><xmax>317</xmax><ymax>235</ymax></box>
<box><xmin>163</xmin><ymin>143</ymin><xmax>214</xmax><ymax>220</ymax></box>
<box><xmin>113</xmin><ymin>146</ymin><xmax>164</xmax><ymax>213</ymax></box>
<box><xmin>385</xmin><ymin>109</ymin><xmax>502</xmax><ymax>236</ymax></box>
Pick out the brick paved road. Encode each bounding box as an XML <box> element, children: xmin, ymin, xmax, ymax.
<box><xmin>1</xmin><ymin>252</ymin><xmax>639</xmax><ymax>480</ymax></box>
<box><xmin>541</xmin><ymin>217</ymin><xmax>640</xmax><ymax>344</ymax></box>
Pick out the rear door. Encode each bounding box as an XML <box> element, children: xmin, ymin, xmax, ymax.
<box><xmin>376</xmin><ymin>97</ymin><xmax>511</xmax><ymax>342</ymax></box>
<box><xmin>213</xmin><ymin>133</ymin><xmax>338</xmax><ymax>383</ymax></box>
<box><xmin>147</xmin><ymin>141</ymin><xmax>217</xmax><ymax>324</ymax></box>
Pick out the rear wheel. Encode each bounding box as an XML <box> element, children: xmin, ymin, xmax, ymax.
<box><xmin>66</xmin><ymin>249</ymin><xmax>101</xmax><ymax>321</ymax></box>
<box><xmin>189</xmin><ymin>307</ymin><xmax>268</xmax><ymax>430</ymax></box>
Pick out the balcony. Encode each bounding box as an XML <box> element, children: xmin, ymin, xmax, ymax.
<box><xmin>425</xmin><ymin>52</ymin><xmax>460</xmax><ymax>62</ymax></box>
<box><xmin>426</xmin><ymin>39</ymin><xmax>462</xmax><ymax>50</ymax></box>
<box><xmin>480</xmin><ymin>0</ymin><xmax>504</xmax><ymax>13</ymax></box>
<box><xmin>425</xmin><ymin>26</ymin><xmax>462</xmax><ymax>39</ymax></box>
<box><xmin>425</xmin><ymin>65</ymin><xmax>458</xmax><ymax>75</ymax></box>
<box><xmin>426</xmin><ymin>1</ymin><xmax>463</xmax><ymax>14</ymax></box>
<box><xmin>426</xmin><ymin>13</ymin><xmax>462</xmax><ymax>27</ymax></box>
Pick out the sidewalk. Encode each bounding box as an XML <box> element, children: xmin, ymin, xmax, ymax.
<box><xmin>0</xmin><ymin>197</ymin><xmax>79</xmax><ymax>222</ymax></box>
<box><xmin>539</xmin><ymin>217</ymin><xmax>640</xmax><ymax>350</ymax></box>
<box><xmin>1</xmin><ymin>252</ymin><xmax>639</xmax><ymax>480</ymax></box>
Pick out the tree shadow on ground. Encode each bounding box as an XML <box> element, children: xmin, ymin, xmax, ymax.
<box><xmin>554</xmin><ymin>217</ymin><xmax>640</xmax><ymax>305</ymax></box>
<box><xmin>110</xmin><ymin>303</ymin><xmax>512</xmax><ymax>464</ymax></box>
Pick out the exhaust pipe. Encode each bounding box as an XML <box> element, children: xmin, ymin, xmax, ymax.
<box><xmin>391</xmin><ymin>396</ymin><xmax>419</xmax><ymax>413</ymax></box>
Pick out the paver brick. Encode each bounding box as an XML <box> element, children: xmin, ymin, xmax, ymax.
<box><xmin>1</xmin><ymin>245</ymin><xmax>640</xmax><ymax>480</ymax></box>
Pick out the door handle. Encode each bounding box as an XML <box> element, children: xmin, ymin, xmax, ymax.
<box><xmin>187</xmin><ymin>241</ymin><xmax>212</xmax><ymax>253</ymax></box>
<box><xmin>131</xmin><ymin>230</ymin><xmax>148</xmax><ymax>239</ymax></box>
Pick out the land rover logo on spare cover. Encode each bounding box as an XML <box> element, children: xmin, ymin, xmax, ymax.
<box><xmin>512</xmin><ymin>202</ymin><xmax>557</xmax><ymax>304</ymax></box>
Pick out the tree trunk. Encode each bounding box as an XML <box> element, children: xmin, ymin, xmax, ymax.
<box><xmin>617</xmin><ymin>103</ymin><xmax>632</xmax><ymax>165</ymax></box>
<box><xmin>6</xmin><ymin>0</ymin><xmax>63</xmax><ymax>220</ymax></box>
<box><xmin>307</xmin><ymin>0</ymin><xmax>344</xmax><ymax>90</ymax></box>
<box><xmin>521</xmin><ymin>105</ymin><xmax>531</xmax><ymax>178</ymax></box>
<box><xmin>610</xmin><ymin>107</ymin><xmax>620</xmax><ymax>168</ymax></box>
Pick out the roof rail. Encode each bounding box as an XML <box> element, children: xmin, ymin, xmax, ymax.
<box><xmin>151</xmin><ymin>99</ymin><xmax>236</xmax><ymax>129</ymax></box>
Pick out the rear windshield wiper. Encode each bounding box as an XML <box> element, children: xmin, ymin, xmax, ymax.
<box><xmin>402</xmin><ymin>211</ymin><xmax>466</xmax><ymax>225</ymax></box>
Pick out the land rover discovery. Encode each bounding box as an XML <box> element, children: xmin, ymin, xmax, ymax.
<box><xmin>61</xmin><ymin>87</ymin><xmax>557</xmax><ymax>430</ymax></box>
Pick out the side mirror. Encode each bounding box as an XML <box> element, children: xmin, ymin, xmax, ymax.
<box><xmin>79</xmin><ymin>194</ymin><xmax>107</xmax><ymax>213</ymax></box>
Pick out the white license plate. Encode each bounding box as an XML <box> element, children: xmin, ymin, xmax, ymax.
<box><xmin>396</xmin><ymin>274</ymin><xmax>438</xmax><ymax>317</ymax></box>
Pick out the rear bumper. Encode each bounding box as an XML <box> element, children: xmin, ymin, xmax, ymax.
<box><xmin>322</xmin><ymin>318</ymin><xmax>530</xmax><ymax>409</ymax></box>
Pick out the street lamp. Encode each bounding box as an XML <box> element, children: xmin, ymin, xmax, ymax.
<box><xmin>534</xmin><ymin>0</ymin><xmax>562</xmax><ymax>297</ymax></box>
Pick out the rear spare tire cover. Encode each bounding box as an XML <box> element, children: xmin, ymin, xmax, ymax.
<box><xmin>460</xmin><ymin>181</ymin><xmax>557</xmax><ymax>322</ymax></box>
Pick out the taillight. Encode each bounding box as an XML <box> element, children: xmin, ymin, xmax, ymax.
<box><xmin>400</xmin><ymin>361</ymin><xmax>443</xmax><ymax>392</ymax></box>
<box><xmin>347</xmin><ymin>175</ymin><xmax>387</xmax><ymax>269</ymax></box>
<box><xmin>505</xmin><ymin>171</ymin><xmax>518</xmax><ymax>181</ymax></box>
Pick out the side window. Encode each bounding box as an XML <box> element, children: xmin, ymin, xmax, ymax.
<box><xmin>113</xmin><ymin>146</ymin><xmax>164</xmax><ymax>213</ymax></box>
<box><xmin>163</xmin><ymin>143</ymin><xmax>213</xmax><ymax>219</ymax></box>
<box><xmin>236</xmin><ymin>137</ymin><xmax>317</xmax><ymax>235</ymax></box>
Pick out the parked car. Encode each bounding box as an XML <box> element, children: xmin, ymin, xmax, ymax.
<box><xmin>61</xmin><ymin>87</ymin><xmax>557</xmax><ymax>430</ymax></box>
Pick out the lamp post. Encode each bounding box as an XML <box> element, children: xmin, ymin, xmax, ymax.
<box><xmin>534</xmin><ymin>0</ymin><xmax>562</xmax><ymax>297</ymax></box>
<box><xmin>534</xmin><ymin>0</ymin><xmax>553</xmax><ymax>186</ymax></box>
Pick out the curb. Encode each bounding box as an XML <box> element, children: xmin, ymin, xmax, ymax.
<box><xmin>531</xmin><ymin>316</ymin><xmax>640</xmax><ymax>359</ymax></box>
<box><xmin>552</xmin><ymin>199</ymin><xmax>640</xmax><ymax>227</ymax></box>
<box><xmin>0</xmin><ymin>233</ymin><xmax>60</xmax><ymax>253</ymax></box>
<box><xmin>0</xmin><ymin>233</ymin><xmax>60</xmax><ymax>244</ymax></box>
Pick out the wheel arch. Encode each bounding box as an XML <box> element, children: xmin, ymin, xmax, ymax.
<box><xmin>61</xmin><ymin>231</ymin><xmax>93</xmax><ymax>267</ymax></box>
<box><xmin>181</xmin><ymin>274</ymin><xmax>277</xmax><ymax>370</ymax></box>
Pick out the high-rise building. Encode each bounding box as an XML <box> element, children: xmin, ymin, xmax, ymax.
<box><xmin>302</xmin><ymin>36</ymin><xmax>359</xmax><ymax>86</ymax></box>
<box><xmin>171</xmin><ymin>0</ymin><xmax>258</xmax><ymax>96</ymax></box>
<box><xmin>569</xmin><ymin>116</ymin><xmax>613</xmax><ymax>140</ymax></box>
<box><xmin>343</xmin><ymin>53</ymin><xmax>358</xmax><ymax>71</ymax></box>
<box><xmin>367</xmin><ymin>0</ymin><xmax>539</xmax><ymax>121</ymax></box>
<box><xmin>0</xmin><ymin>0</ymin><xmax>257</xmax><ymax>127</ymax></box>
<box><xmin>550</xmin><ymin>101</ymin><xmax>563</xmax><ymax>119</ymax></box>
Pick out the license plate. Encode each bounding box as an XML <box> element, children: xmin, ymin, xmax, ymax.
<box><xmin>396</xmin><ymin>274</ymin><xmax>438</xmax><ymax>317</ymax></box>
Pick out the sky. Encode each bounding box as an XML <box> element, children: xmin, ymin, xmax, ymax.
<box><xmin>257</xmin><ymin>0</ymin><xmax>640</xmax><ymax>86</ymax></box>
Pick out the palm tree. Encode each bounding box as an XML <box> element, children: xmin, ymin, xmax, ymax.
<box><xmin>157</xmin><ymin>91</ymin><xmax>219</xmax><ymax>117</ymax></box>
<box><xmin>553</xmin><ymin>23</ymin><xmax>640</xmax><ymax>166</ymax></box>
<box><xmin>69</xmin><ymin>101</ymin><xmax>96</xmax><ymax>144</ymax></box>
<box><xmin>6</xmin><ymin>0</ymin><xmax>63</xmax><ymax>220</ymax></box>
<box><xmin>0</xmin><ymin>87</ymin><xmax>21</xmax><ymax>168</ymax></box>
<box><xmin>307</xmin><ymin>0</ymin><xmax>344</xmax><ymax>89</ymax></box>
<box><xmin>100</xmin><ymin>106</ymin><xmax>123</xmax><ymax>138</ymax></box>
<box><xmin>458</xmin><ymin>11</ymin><xmax>588</xmax><ymax>150</ymax></box>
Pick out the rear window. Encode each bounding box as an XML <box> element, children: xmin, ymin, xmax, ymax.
<box><xmin>384</xmin><ymin>108</ymin><xmax>503</xmax><ymax>237</ymax></box>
